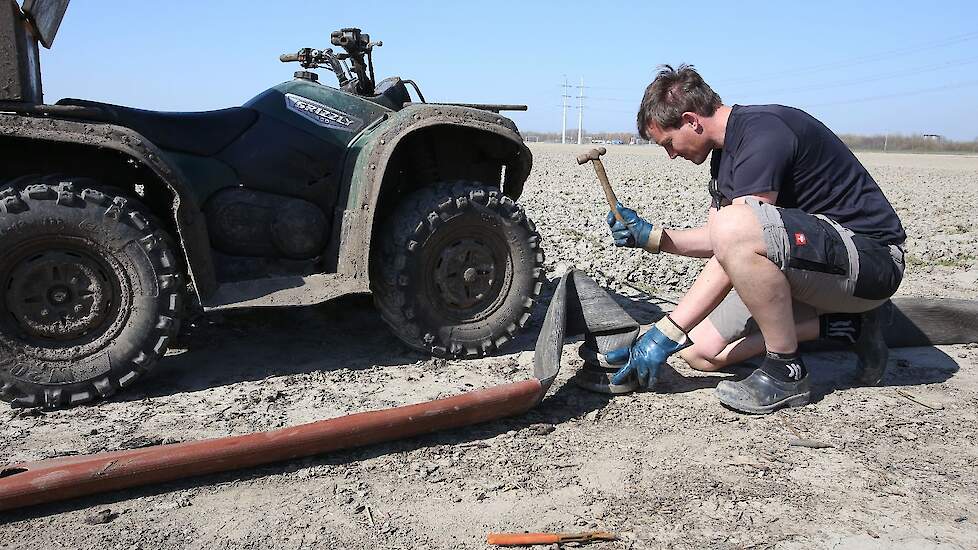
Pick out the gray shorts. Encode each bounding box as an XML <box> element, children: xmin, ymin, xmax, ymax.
<box><xmin>709</xmin><ymin>198</ymin><xmax>905</xmax><ymax>343</ymax></box>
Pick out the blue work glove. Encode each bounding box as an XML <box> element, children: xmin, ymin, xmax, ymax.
<box><xmin>607</xmin><ymin>317</ymin><xmax>688</xmax><ymax>388</ymax></box>
<box><xmin>606</xmin><ymin>203</ymin><xmax>654</xmax><ymax>249</ymax></box>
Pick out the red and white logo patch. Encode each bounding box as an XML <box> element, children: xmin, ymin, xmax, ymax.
<box><xmin>794</xmin><ymin>232</ymin><xmax>808</xmax><ymax>246</ymax></box>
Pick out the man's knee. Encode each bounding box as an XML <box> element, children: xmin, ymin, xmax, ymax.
<box><xmin>710</xmin><ymin>204</ymin><xmax>766</xmax><ymax>263</ymax></box>
<box><xmin>679</xmin><ymin>345</ymin><xmax>725</xmax><ymax>372</ymax></box>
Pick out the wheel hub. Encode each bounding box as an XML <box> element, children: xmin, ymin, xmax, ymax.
<box><xmin>6</xmin><ymin>251</ymin><xmax>113</xmax><ymax>341</ymax></box>
<box><xmin>48</xmin><ymin>286</ymin><xmax>72</xmax><ymax>305</ymax></box>
<box><xmin>434</xmin><ymin>238</ymin><xmax>498</xmax><ymax>310</ymax></box>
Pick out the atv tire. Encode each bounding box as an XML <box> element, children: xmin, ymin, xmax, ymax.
<box><xmin>0</xmin><ymin>177</ymin><xmax>182</xmax><ymax>409</ymax></box>
<box><xmin>373</xmin><ymin>181</ymin><xmax>544</xmax><ymax>357</ymax></box>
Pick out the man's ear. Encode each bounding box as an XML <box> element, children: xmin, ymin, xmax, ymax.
<box><xmin>644</xmin><ymin>122</ymin><xmax>657</xmax><ymax>141</ymax></box>
<box><xmin>681</xmin><ymin>112</ymin><xmax>699</xmax><ymax>128</ymax></box>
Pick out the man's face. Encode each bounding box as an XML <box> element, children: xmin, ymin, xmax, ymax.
<box><xmin>647</xmin><ymin>114</ymin><xmax>712</xmax><ymax>165</ymax></box>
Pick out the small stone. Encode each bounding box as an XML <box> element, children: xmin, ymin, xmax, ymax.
<box><xmin>84</xmin><ymin>508</ymin><xmax>118</xmax><ymax>525</ymax></box>
<box><xmin>526</xmin><ymin>423</ymin><xmax>555</xmax><ymax>436</ymax></box>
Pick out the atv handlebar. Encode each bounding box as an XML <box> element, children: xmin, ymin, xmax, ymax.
<box><xmin>280</xmin><ymin>48</ymin><xmax>350</xmax><ymax>85</ymax></box>
<box><xmin>281</xmin><ymin>28</ymin><xmax>382</xmax><ymax>96</ymax></box>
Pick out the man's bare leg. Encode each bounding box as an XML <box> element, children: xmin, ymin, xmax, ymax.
<box><xmin>667</xmin><ymin>257</ymin><xmax>732</xmax><ymax>331</ymax></box>
<box><xmin>679</xmin><ymin>316</ymin><xmax>820</xmax><ymax>372</ymax></box>
<box><xmin>708</xmin><ymin>204</ymin><xmax>798</xmax><ymax>353</ymax></box>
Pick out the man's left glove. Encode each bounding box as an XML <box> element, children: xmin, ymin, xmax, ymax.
<box><xmin>607</xmin><ymin>316</ymin><xmax>688</xmax><ymax>388</ymax></box>
<box><xmin>606</xmin><ymin>203</ymin><xmax>664</xmax><ymax>253</ymax></box>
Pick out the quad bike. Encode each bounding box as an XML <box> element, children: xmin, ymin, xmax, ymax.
<box><xmin>0</xmin><ymin>1</ymin><xmax>544</xmax><ymax>409</ymax></box>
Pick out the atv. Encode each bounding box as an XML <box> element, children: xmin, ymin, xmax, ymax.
<box><xmin>0</xmin><ymin>1</ymin><xmax>544</xmax><ymax>409</ymax></box>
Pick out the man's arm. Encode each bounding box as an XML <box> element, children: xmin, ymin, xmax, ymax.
<box><xmin>657</xmin><ymin>207</ymin><xmax>717</xmax><ymax>258</ymax></box>
<box><xmin>661</xmin><ymin>191</ymin><xmax>779</xmax><ymax>330</ymax></box>
<box><xmin>654</xmin><ymin>190</ymin><xmax>778</xmax><ymax>257</ymax></box>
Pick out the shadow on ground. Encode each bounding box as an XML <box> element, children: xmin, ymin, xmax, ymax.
<box><xmin>131</xmin><ymin>276</ymin><xmax>667</xmax><ymax>401</ymax></box>
<box><xmin>138</xmin><ymin>278</ymin><xmax>961</xmax><ymax>406</ymax></box>
<box><xmin>2</xmin><ymin>280</ymin><xmax>964</xmax><ymax>520</ymax></box>
<box><xmin>126</xmin><ymin>293</ymin><xmax>428</xmax><ymax>401</ymax></box>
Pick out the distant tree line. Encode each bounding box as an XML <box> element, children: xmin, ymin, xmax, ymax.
<box><xmin>838</xmin><ymin>133</ymin><xmax>978</xmax><ymax>153</ymax></box>
<box><xmin>524</xmin><ymin>130</ymin><xmax>978</xmax><ymax>153</ymax></box>
<box><xmin>523</xmin><ymin>131</ymin><xmax>640</xmax><ymax>144</ymax></box>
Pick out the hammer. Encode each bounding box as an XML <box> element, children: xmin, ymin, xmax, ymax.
<box><xmin>576</xmin><ymin>147</ymin><xmax>625</xmax><ymax>224</ymax></box>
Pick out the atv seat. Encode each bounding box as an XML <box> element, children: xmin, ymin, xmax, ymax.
<box><xmin>55</xmin><ymin>98</ymin><xmax>258</xmax><ymax>157</ymax></box>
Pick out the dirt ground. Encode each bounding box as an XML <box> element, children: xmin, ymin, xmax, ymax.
<box><xmin>2</xmin><ymin>145</ymin><xmax>977</xmax><ymax>549</ymax></box>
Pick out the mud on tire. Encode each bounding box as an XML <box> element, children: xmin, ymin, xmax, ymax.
<box><xmin>0</xmin><ymin>176</ymin><xmax>182</xmax><ymax>409</ymax></box>
<box><xmin>372</xmin><ymin>181</ymin><xmax>544</xmax><ymax>357</ymax></box>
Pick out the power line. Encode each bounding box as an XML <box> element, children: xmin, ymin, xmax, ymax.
<box><xmin>587</xmin><ymin>106</ymin><xmax>636</xmax><ymax>114</ymax></box>
<box><xmin>568</xmin><ymin>54</ymin><xmax>978</xmax><ymax>108</ymax></box>
<box><xmin>587</xmin><ymin>95</ymin><xmax>635</xmax><ymax>103</ymax></box>
<box><xmin>728</xmin><ymin>54</ymin><xmax>978</xmax><ymax>96</ymax></box>
<box><xmin>587</xmin><ymin>85</ymin><xmax>634</xmax><ymax>91</ymax></box>
<box><xmin>716</xmin><ymin>30</ymin><xmax>978</xmax><ymax>86</ymax></box>
<box><xmin>803</xmin><ymin>79</ymin><xmax>978</xmax><ymax>107</ymax></box>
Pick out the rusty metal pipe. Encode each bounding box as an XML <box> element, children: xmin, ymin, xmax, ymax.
<box><xmin>0</xmin><ymin>270</ymin><xmax>643</xmax><ymax>514</ymax></box>
<box><xmin>0</xmin><ymin>379</ymin><xmax>543</xmax><ymax>512</ymax></box>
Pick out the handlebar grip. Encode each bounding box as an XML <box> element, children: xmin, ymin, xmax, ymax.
<box><xmin>280</xmin><ymin>53</ymin><xmax>300</xmax><ymax>62</ymax></box>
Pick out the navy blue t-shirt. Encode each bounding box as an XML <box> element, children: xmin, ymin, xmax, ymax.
<box><xmin>709</xmin><ymin>104</ymin><xmax>905</xmax><ymax>245</ymax></box>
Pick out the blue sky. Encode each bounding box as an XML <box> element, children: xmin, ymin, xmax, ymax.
<box><xmin>38</xmin><ymin>1</ymin><xmax>978</xmax><ymax>140</ymax></box>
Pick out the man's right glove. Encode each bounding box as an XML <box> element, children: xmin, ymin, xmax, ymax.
<box><xmin>606</xmin><ymin>316</ymin><xmax>688</xmax><ymax>388</ymax></box>
<box><xmin>606</xmin><ymin>203</ymin><xmax>663</xmax><ymax>253</ymax></box>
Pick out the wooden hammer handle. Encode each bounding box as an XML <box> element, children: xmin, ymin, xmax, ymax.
<box><xmin>576</xmin><ymin>147</ymin><xmax>624</xmax><ymax>223</ymax></box>
<box><xmin>592</xmin><ymin>159</ymin><xmax>624</xmax><ymax>224</ymax></box>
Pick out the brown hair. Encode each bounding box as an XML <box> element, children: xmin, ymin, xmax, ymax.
<box><xmin>637</xmin><ymin>64</ymin><xmax>722</xmax><ymax>140</ymax></box>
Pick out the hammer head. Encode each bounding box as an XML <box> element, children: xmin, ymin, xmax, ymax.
<box><xmin>576</xmin><ymin>147</ymin><xmax>607</xmax><ymax>165</ymax></box>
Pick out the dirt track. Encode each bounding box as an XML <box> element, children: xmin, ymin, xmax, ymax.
<box><xmin>2</xmin><ymin>145</ymin><xmax>977</xmax><ymax>549</ymax></box>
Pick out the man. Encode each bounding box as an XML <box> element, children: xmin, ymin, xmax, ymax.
<box><xmin>606</xmin><ymin>64</ymin><xmax>906</xmax><ymax>414</ymax></box>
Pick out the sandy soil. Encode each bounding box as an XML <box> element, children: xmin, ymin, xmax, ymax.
<box><xmin>2</xmin><ymin>144</ymin><xmax>976</xmax><ymax>549</ymax></box>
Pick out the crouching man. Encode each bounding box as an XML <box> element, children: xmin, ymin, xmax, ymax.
<box><xmin>607</xmin><ymin>64</ymin><xmax>906</xmax><ymax>414</ymax></box>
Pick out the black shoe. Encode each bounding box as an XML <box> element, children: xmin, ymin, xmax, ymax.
<box><xmin>855</xmin><ymin>304</ymin><xmax>890</xmax><ymax>386</ymax></box>
<box><xmin>715</xmin><ymin>369</ymin><xmax>811</xmax><ymax>414</ymax></box>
